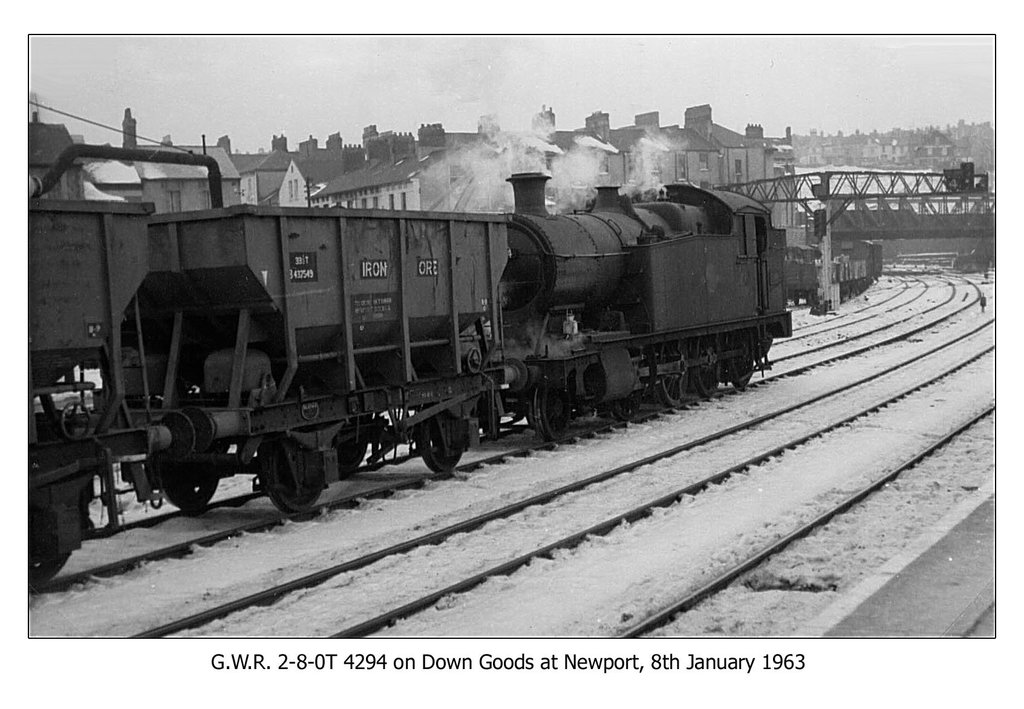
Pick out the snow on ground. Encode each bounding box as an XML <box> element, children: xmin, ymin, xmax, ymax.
<box><xmin>652</xmin><ymin>416</ymin><xmax>994</xmax><ymax>637</ymax></box>
<box><xmin>181</xmin><ymin>349</ymin><xmax>993</xmax><ymax>637</ymax></box>
<box><xmin>30</xmin><ymin>274</ymin><xmax>994</xmax><ymax>637</ymax></box>
<box><xmin>378</xmin><ymin>357</ymin><xmax>993</xmax><ymax>636</ymax></box>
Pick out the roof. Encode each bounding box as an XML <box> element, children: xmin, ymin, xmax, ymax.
<box><xmin>170</xmin><ymin>146</ymin><xmax>241</xmax><ymax>179</ymax></box>
<box><xmin>29</xmin><ymin>122</ymin><xmax>74</xmax><ymax>166</ymax></box>
<box><xmin>711</xmin><ymin>188</ymin><xmax>771</xmax><ymax>213</ymax></box>
<box><xmin>230</xmin><ymin>151</ymin><xmax>295</xmax><ymax>174</ymax></box>
<box><xmin>83</xmin><ymin>160</ymin><xmax>141</xmax><ymax>185</ymax></box>
<box><xmin>293</xmin><ymin>157</ymin><xmax>349</xmax><ymax>184</ymax></box>
<box><xmin>710</xmin><ymin>123</ymin><xmax>748</xmax><ymax>148</ymax></box>
<box><xmin>133</xmin><ymin>146</ymin><xmax>240</xmax><ymax>181</ymax></box>
<box><xmin>318</xmin><ymin>155</ymin><xmax>435</xmax><ymax>198</ymax></box>
<box><xmin>83</xmin><ymin>181</ymin><xmax>126</xmax><ymax>201</ymax></box>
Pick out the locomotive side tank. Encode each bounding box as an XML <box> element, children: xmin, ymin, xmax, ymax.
<box><xmin>497</xmin><ymin>173</ymin><xmax>791</xmax><ymax>440</ymax></box>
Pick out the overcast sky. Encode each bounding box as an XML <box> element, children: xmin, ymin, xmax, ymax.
<box><xmin>28</xmin><ymin>36</ymin><xmax>994</xmax><ymax>154</ymax></box>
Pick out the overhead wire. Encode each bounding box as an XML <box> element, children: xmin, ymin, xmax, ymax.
<box><xmin>28</xmin><ymin>98</ymin><xmax>199</xmax><ymax>155</ymax></box>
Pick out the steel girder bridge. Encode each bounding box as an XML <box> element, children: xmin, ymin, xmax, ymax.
<box><xmin>716</xmin><ymin>169</ymin><xmax>995</xmax><ymax>241</ymax></box>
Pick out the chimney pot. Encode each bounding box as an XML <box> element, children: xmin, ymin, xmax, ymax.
<box><xmin>507</xmin><ymin>172</ymin><xmax>551</xmax><ymax>216</ymax></box>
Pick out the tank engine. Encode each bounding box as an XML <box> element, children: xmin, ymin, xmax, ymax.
<box><xmin>496</xmin><ymin>173</ymin><xmax>792</xmax><ymax>440</ymax></box>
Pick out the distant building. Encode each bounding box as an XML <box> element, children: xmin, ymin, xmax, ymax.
<box><xmin>141</xmin><ymin>144</ymin><xmax>241</xmax><ymax>212</ymax></box>
<box><xmin>310</xmin><ymin>155</ymin><xmax>429</xmax><ymax>210</ymax></box>
<box><xmin>233</xmin><ymin>150</ymin><xmax>293</xmax><ymax>205</ymax></box>
<box><xmin>278</xmin><ymin>156</ymin><xmax>349</xmax><ymax>207</ymax></box>
<box><xmin>29</xmin><ymin>119</ymin><xmax>84</xmax><ymax>200</ymax></box>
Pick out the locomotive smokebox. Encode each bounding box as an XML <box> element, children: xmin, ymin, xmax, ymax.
<box><xmin>507</xmin><ymin>172</ymin><xmax>550</xmax><ymax>216</ymax></box>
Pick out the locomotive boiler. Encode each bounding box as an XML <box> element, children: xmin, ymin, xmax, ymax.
<box><xmin>496</xmin><ymin>173</ymin><xmax>792</xmax><ymax>439</ymax></box>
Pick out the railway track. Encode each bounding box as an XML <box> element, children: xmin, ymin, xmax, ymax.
<box><xmin>617</xmin><ymin>406</ymin><xmax>994</xmax><ymax>638</ymax></box>
<box><xmin>35</xmin><ymin>277</ymin><xmax>986</xmax><ymax>595</ymax></box>
<box><xmin>772</xmin><ymin>275</ymin><xmax>973</xmax><ymax>364</ymax></box>
<box><xmin>122</xmin><ymin>322</ymin><xmax>992</xmax><ymax>637</ymax></box>
<box><xmin>786</xmin><ymin>276</ymin><xmax>922</xmax><ymax>341</ymax></box>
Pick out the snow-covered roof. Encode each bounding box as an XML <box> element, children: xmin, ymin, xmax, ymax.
<box><xmin>517</xmin><ymin>133</ymin><xmax>563</xmax><ymax>155</ymax></box>
<box><xmin>574</xmin><ymin>135</ymin><xmax>619</xmax><ymax>154</ymax></box>
<box><xmin>133</xmin><ymin>146</ymin><xmax>241</xmax><ymax>181</ymax></box>
<box><xmin>84</xmin><ymin>160</ymin><xmax>141</xmax><ymax>185</ymax></box>
<box><xmin>83</xmin><ymin>181</ymin><xmax>126</xmax><ymax>201</ymax></box>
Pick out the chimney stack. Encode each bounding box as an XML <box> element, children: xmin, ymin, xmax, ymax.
<box><xmin>593</xmin><ymin>185</ymin><xmax>624</xmax><ymax>212</ymax></box>
<box><xmin>122</xmin><ymin>108</ymin><xmax>138</xmax><ymax>149</ymax></box>
<box><xmin>507</xmin><ymin>172</ymin><xmax>550</xmax><ymax>216</ymax></box>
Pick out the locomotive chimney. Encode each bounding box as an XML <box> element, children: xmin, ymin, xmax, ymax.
<box><xmin>507</xmin><ymin>172</ymin><xmax>550</xmax><ymax>216</ymax></box>
<box><xmin>593</xmin><ymin>185</ymin><xmax>624</xmax><ymax>212</ymax></box>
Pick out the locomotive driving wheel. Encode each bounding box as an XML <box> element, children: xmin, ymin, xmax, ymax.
<box><xmin>159</xmin><ymin>462</ymin><xmax>219</xmax><ymax>516</ymax></box>
<box><xmin>689</xmin><ymin>343</ymin><xmax>719</xmax><ymax>398</ymax></box>
<box><xmin>610</xmin><ymin>393</ymin><xmax>642</xmax><ymax>421</ymax></box>
<box><xmin>260</xmin><ymin>439</ymin><xmax>322</xmax><ymax>514</ymax></box>
<box><xmin>728</xmin><ymin>356</ymin><xmax>755</xmax><ymax>391</ymax></box>
<box><xmin>655</xmin><ymin>353</ymin><xmax>687</xmax><ymax>408</ymax></box>
<box><xmin>531</xmin><ymin>385</ymin><xmax>570</xmax><ymax>441</ymax></box>
<box><xmin>417</xmin><ymin>415</ymin><xmax>466</xmax><ymax>473</ymax></box>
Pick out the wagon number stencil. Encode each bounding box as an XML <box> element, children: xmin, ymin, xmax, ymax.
<box><xmin>289</xmin><ymin>252</ymin><xmax>318</xmax><ymax>282</ymax></box>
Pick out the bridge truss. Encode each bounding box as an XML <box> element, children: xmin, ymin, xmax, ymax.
<box><xmin>717</xmin><ymin>170</ymin><xmax>994</xmax><ymax>240</ymax></box>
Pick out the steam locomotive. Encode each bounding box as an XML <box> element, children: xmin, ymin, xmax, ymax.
<box><xmin>495</xmin><ymin>173</ymin><xmax>792</xmax><ymax>439</ymax></box>
<box><xmin>29</xmin><ymin>150</ymin><xmax>791</xmax><ymax>583</ymax></box>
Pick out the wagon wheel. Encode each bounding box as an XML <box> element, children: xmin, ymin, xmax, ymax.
<box><xmin>689</xmin><ymin>344</ymin><xmax>719</xmax><ymax>398</ymax></box>
<box><xmin>260</xmin><ymin>439</ymin><xmax>322</xmax><ymax>514</ymax></box>
<box><xmin>336</xmin><ymin>438</ymin><xmax>368</xmax><ymax>479</ymax></box>
<box><xmin>610</xmin><ymin>393</ymin><xmax>642</xmax><ymax>421</ymax></box>
<box><xmin>159</xmin><ymin>462</ymin><xmax>219</xmax><ymax>516</ymax></box>
<box><xmin>29</xmin><ymin>553</ymin><xmax>71</xmax><ymax>586</ymax></box>
<box><xmin>28</xmin><ymin>503</ymin><xmax>72</xmax><ymax>585</ymax></box>
<box><xmin>531</xmin><ymin>385</ymin><xmax>570</xmax><ymax>441</ymax></box>
<box><xmin>417</xmin><ymin>416</ymin><xmax>465</xmax><ymax>473</ymax></box>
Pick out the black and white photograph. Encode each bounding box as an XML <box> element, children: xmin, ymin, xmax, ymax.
<box><xmin>20</xmin><ymin>24</ymin><xmax>1005</xmax><ymax>700</ymax></box>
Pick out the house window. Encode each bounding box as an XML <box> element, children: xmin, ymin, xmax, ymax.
<box><xmin>599</xmin><ymin>155</ymin><xmax>610</xmax><ymax>175</ymax></box>
<box><xmin>167</xmin><ymin>190</ymin><xmax>181</xmax><ymax>212</ymax></box>
<box><xmin>735</xmin><ymin>159</ymin><xmax>743</xmax><ymax>180</ymax></box>
<box><xmin>361</xmin><ymin>198</ymin><xmax>368</xmax><ymax>208</ymax></box>
<box><xmin>389</xmin><ymin>194</ymin><xmax>395</xmax><ymax>209</ymax></box>
<box><xmin>699</xmin><ymin>153</ymin><xmax>709</xmax><ymax>170</ymax></box>
<box><xmin>675</xmin><ymin>153</ymin><xmax>687</xmax><ymax>181</ymax></box>
<box><xmin>373</xmin><ymin>196</ymin><xmax>379</xmax><ymax>208</ymax></box>
<box><xmin>401</xmin><ymin>192</ymin><xmax>407</xmax><ymax>209</ymax></box>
